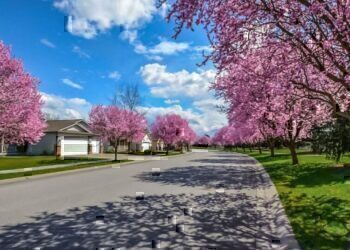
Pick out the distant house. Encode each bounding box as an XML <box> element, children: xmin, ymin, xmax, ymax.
<box><xmin>130</xmin><ymin>133</ymin><xmax>152</xmax><ymax>152</ymax></box>
<box><xmin>103</xmin><ymin>132</ymin><xmax>164</xmax><ymax>153</ymax></box>
<box><xmin>151</xmin><ymin>138</ymin><xmax>164</xmax><ymax>152</ymax></box>
<box><xmin>2</xmin><ymin>119</ymin><xmax>101</xmax><ymax>156</ymax></box>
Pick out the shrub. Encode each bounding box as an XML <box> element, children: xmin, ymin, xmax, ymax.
<box><xmin>144</xmin><ymin>149</ymin><xmax>152</xmax><ymax>155</ymax></box>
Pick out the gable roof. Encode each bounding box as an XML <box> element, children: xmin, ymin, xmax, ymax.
<box><xmin>45</xmin><ymin>119</ymin><xmax>93</xmax><ymax>134</ymax></box>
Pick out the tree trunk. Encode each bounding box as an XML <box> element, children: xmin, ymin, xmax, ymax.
<box><xmin>242</xmin><ymin>146</ymin><xmax>246</xmax><ymax>152</ymax></box>
<box><xmin>268</xmin><ymin>138</ymin><xmax>275</xmax><ymax>157</ymax></box>
<box><xmin>0</xmin><ymin>135</ymin><xmax>4</xmax><ymax>154</ymax></box>
<box><xmin>288</xmin><ymin>142</ymin><xmax>299</xmax><ymax>165</ymax></box>
<box><xmin>258</xmin><ymin>144</ymin><xmax>262</xmax><ymax>154</ymax></box>
<box><xmin>166</xmin><ymin>144</ymin><xmax>169</xmax><ymax>155</ymax></box>
<box><xmin>114</xmin><ymin>141</ymin><xmax>118</xmax><ymax>161</ymax></box>
<box><xmin>128</xmin><ymin>141</ymin><xmax>131</xmax><ymax>153</ymax></box>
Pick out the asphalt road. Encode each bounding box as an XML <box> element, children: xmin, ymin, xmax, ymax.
<box><xmin>0</xmin><ymin>151</ymin><xmax>300</xmax><ymax>249</ymax></box>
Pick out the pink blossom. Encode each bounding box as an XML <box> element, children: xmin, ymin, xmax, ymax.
<box><xmin>0</xmin><ymin>41</ymin><xmax>46</xmax><ymax>145</ymax></box>
<box><xmin>89</xmin><ymin>105</ymin><xmax>147</xmax><ymax>160</ymax></box>
<box><xmin>151</xmin><ymin>114</ymin><xmax>196</xmax><ymax>152</ymax></box>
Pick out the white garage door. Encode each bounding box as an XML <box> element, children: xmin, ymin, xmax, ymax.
<box><xmin>91</xmin><ymin>139</ymin><xmax>100</xmax><ymax>154</ymax></box>
<box><xmin>63</xmin><ymin>137</ymin><xmax>88</xmax><ymax>156</ymax></box>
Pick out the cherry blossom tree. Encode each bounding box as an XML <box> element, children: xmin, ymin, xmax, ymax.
<box><xmin>179</xmin><ymin>124</ymin><xmax>197</xmax><ymax>152</ymax></box>
<box><xmin>90</xmin><ymin>105</ymin><xmax>148</xmax><ymax>159</ymax></box>
<box><xmin>165</xmin><ymin>0</ymin><xmax>350</xmax><ymax>119</ymax></box>
<box><xmin>215</xmin><ymin>45</ymin><xmax>330</xmax><ymax>164</ymax></box>
<box><xmin>124</xmin><ymin>110</ymin><xmax>148</xmax><ymax>152</ymax></box>
<box><xmin>195</xmin><ymin>135</ymin><xmax>211</xmax><ymax>146</ymax></box>
<box><xmin>151</xmin><ymin>114</ymin><xmax>196</xmax><ymax>154</ymax></box>
<box><xmin>0</xmin><ymin>41</ymin><xmax>45</xmax><ymax>152</ymax></box>
<box><xmin>212</xmin><ymin>126</ymin><xmax>236</xmax><ymax>147</ymax></box>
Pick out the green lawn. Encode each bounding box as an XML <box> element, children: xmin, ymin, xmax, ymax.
<box><xmin>0</xmin><ymin>159</ymin><xmax>132</xmax><ymax>181</ymax></box>
<box><xmin>0</xmin><ymin>156</ymin><xmax>102</xmax><ymax>170</ymax></box>
<box><xmin>240</xmin><ymin>149</ymin><xmax>350</xmax><ymax>249</ymax></box>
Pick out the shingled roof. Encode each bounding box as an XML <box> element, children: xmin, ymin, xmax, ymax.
<box><xmin>45</xmin><ymin>119</ymin><xmax>89</xmax><ymax>133</ymax></box>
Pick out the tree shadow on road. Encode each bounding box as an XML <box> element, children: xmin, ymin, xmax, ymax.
<box><xmin>0</xmin><ymin>193</ymin><xmax>274</xmax><ymax>249</ymax></box>
<box><xmin>136</xmin><ymin>152</ymin><xmax>270</xmax><ymax>190</ymax></box>
<box><xmin>137</xmin><ymin>165</ymin><xmax>270</xmax><ymax>190</ymax></box>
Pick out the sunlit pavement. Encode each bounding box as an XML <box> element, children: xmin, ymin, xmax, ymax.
<box><xmin>0</xmin><ymin>151</ymin><xmax>299</xmax><ymax>249</ymax></box>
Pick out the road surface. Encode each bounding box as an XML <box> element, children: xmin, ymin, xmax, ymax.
<box><xmin>0</xmin><ymin>151</ymin><xmax>299</xmax><ymax>249</ymax></box>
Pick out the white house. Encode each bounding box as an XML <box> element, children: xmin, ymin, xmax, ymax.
<box><xmin>3</xmin><ymin>119</ymin><xmax>101</xmax><ymax>156</ymax></box>
<box><xmin>130</xmin><ymin>133</ymin><xmax>152</xmax><ymax>152</ymax></box>
<box><xmin>38</xmin><ymin>119</ymin><xmax>101</xmax><ymax>156</ymax></box>
<box><xmin>103</xmin><ymin>133</ymin><xmax>164</xmax><ymax>153</ymax></box>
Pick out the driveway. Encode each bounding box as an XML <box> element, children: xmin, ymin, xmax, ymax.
<box><xmin>0</xmin><ymin>151</ymin><xmax>299</xmax><ymax>249</ymax></box>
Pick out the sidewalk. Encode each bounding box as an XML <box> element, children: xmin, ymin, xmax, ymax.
<box><xmin>0</xmin><ymin>159</ymin><xmax>110</xmax><ymax>175</ymax></box>
<box><xmin>0</xmin><ymin>152</ymin><xmax>190</xmax><ymax>175</ymax></box>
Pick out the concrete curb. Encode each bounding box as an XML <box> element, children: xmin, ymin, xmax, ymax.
<box><xmin>233</xmin><ymin>152</ymin><xmax>301</xmax><ymax>250</ymax></box>
<box><xmin>0</xmin><ymin>152</ymin><xmax>193</xmax><ymax>185</ymax></box>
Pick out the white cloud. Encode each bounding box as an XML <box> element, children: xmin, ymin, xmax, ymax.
<box><xmin>145</xmin><ymin>54</ymin><xmax>163</xmax><ymax>61</ymax></box>
<box><xmin>139</xmin><ymin>102</ymin><xmax>226</xmax><ymax>135</ymax></box>
<box><xmin>192</xmin><ymin>98</ymin><xmax>227</xmax><ymax>133</ymax></box>
<box><xmin>120</xmin><ymin>30</ymin><xmax>138</xmax><ymax>43</ymax></box>
<box><xmin>120</xmin><ymin>30</ymin><xmax>189</xmax><ymax>61</ymax></box>
<box><xmin>54</xmin><ymin>0</ymin><xmax>156</xmax><ymax>39</ymax></box>
<box><xmin>62</xmin><ymin>78</ymin><xmax>84</xmax><ymax>90</ymax></box>
<box><xmin>72</xmin><ymin>45</ymin><xmax>90</xmax><ymax>59</ymax></box>
<box><xmin>193</xmin><ymin>45</ymin><xmax>212</xmax><ymax>53</ymax></box>
<box><xmin>140</xmin><ymin>63</ymin><xmax>216</xmax><ymax>98</ymax></box>
<box><xmin>158</xmin><ymin>2</ymin><xmax>169</xmax><ymax>18</ymax></box>
<box><xmin>164</xmin><ymin>99</ymin><xmax>180</xmax><ymax>104</ymax></box>
<box><xmin>108</xmin><ymin>71</ymin><xmax>121</xmax><ymax>81</ymax></box>
<box><xmin>148</xmin><ymin>40</ymin><xmax>189</xmax><ymax>55</ymax></box>
<box><xmin>40</xmin><ymin>38</ymin><xmax>56</xmax><ymax>48</ymax></box>
<box><xmin>139</xmin><ymin>64</ymin><xmax>226</xmax><ymax>134</ymax></box>
<box><xmin>41</xmin><ymin>92</ymin><xmax>91</xmax><ymax>119</ymax></box>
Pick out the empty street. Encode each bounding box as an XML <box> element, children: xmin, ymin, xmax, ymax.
<box><xmin>0</xmin><ymin>152</ymin><xmax>299</xmax><ymax>249</ymax></box>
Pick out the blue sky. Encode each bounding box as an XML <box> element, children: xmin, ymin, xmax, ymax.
<box><xmin>0</xmin><ymin>0</ymin><xmax>226</xmax><ymax>135</ymax></box>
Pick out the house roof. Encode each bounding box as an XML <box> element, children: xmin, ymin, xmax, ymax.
<box><xmin>45</xmin><ymin>119</ymin><xmax>95</xmax><ymax>135</ymax></box>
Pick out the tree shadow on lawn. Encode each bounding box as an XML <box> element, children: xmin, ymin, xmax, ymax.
<box><xmin>252</xmin><ymin>151</ymin><xmax>315</xmax><ymax>164</ymax></box>
<box><xmin>253</xmin><ymin>154</ymin><xmax>292</xmax><ymax>164</ymax></box>
<box><xmin>0</xmin><ymin>193</ymin><xmax>274</xmax><ymax>249</ymax></box>
<box><xmin>266</xmin><ymin>163</ymin><xmax>350</xmax><ymax>188</ymax></box>
<box><xmin>280</xmin><ymin>192</ymin><xmax>350</xmax><ymax>250</ymax></box>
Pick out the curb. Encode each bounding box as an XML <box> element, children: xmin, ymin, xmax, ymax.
<box><xmin>233</xmin><ymin>152</ymin><xmax>301</xmax><ymax>250</ymax></box>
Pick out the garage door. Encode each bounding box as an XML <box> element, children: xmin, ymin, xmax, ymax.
<box><xmin>63</xmin><ymin>137</ymin><xmax>88</xmax><ymax>156</ymax></box>
<box><xmin>91</xmin><ymin>139</ymin><xmax>100</xmax><ymax>154</ymax></box>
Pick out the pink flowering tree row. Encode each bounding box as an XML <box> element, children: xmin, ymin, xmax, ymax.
<box><xmin>165</xmin><ymin>0</ymin><xmax>350</xmax><ymax>120</ymax></box>
<box><xmin>211</xmin><ymin>44</ymin><xmax>330</xmax><ymax>164</ymax></box>
<box><xmin>151</xmin><ymin>114</ymin><xmax>196</xmax><ymax>154</ymax></box>
<box><xmin>0</xmin><ymin>41</ymin><xmax>46</xmax><ymax>150</ymax></box>
<box><xmin>163</xmin><ymin>1</ymin><xmax>348</xmax><ymax>164</ymax></box>
<box><xmin>89</xmin><ymin>105</ymin><xmax>147</xmax><ymax>161</ymax></box>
